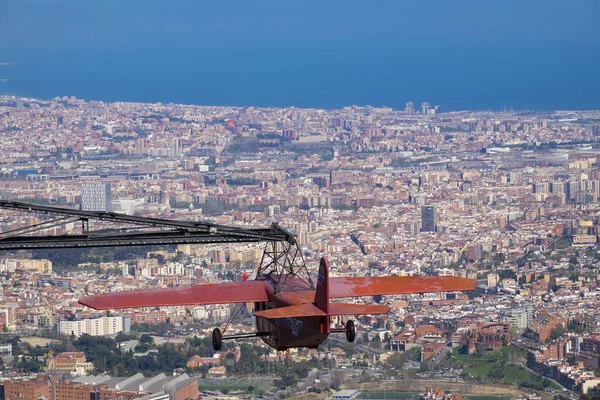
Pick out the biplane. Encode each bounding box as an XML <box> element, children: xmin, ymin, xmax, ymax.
<box><xmin>0</xmin><ymin>200</ymin><xmax>476</xmax><ymax>352</ymax></box>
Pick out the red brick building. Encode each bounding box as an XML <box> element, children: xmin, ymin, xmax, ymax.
<box><xmin>126</xmin><ymin>310</ymin><xmax>168</xmax><ymax>325</ymax></box>
<box><xmin>468</xmin><ymin>323</ymin><xmax>510</xmax><ymax>354</ymax></box>
<box><xmin>528</xmin><ymin>310</ymin><xmax>566</xmax><ymax>343</ymax></box>
<box><xmin>3</xmin><ymin>380</ymin><xmax>50</xmax><ymax>400</ymax></box>
<box><xmin>187</xmin><ymin>348</ymin><xmax>241</xmax><ymax>369</ymax></box>
<box><xmin>1</xmin><ymin>373</ymin><xmax>198</xmax><ymax>400</ymax></box>
<box><xmin>537</xmin><ymin>341</ymin><xmax>567</xmax><ymax>361</ymax></box>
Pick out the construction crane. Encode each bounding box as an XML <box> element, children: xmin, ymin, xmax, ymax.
<box><xmin>0</xmin><ymin>200</ymin><xmax>312</xmax><ymax>291</ymax></box>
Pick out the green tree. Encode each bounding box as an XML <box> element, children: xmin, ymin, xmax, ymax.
<box><xmin>549</xmin><ymin>276</ymin><xmax>559</xmax><ymax>292</ymax></box>
<box><xmin>139</xmin><ymin>334</ymin><xmax>155</xmax><ymax>347</ymax></box>
<box><xmin>385</xmin><ymin>352</ymin><xmax>407</xmax><ymax>369</ymax></box>
<box><xmin>92</xmin><ymin>358</ymin><xmax>107</xmax><ymax>373</ymax></box>
<box><xmin>134</xmin><ymin>344</ymin><xmax>149</xmax><ymax>353</ymax></box>
<box><xmin>156</xmin><ymin>344</ymin><xmax>186</xmax><ymax>371</ymax></box>
<box><xmin>293</xmin><ymin>361</ymin><xmax>310</xmax><ymax>379</ymax></box>
<box><xmin>235</xmin><ymin>343</ymin><xmax>262</xmax><ymax>374</ymax></box>
<box><xmin>16</xmin><ymin>357</ymin><xmax>43</xmax><ymax>373</ymax></box>
<box><xmin>487</xmin><ymin>366</ymin><xmax>505</xmax><ymax>379</ymax></box>
<box><xmin>371</xmin><ymin>335</ymin><xmax>381</xmax><ymax>349</ymax></box>
<box><xmin>493</xmin><ymin>253</ymin><xmax>506</xmax><ymax>265</ymax></box>
<box><xmin>569</xmin><ymin>256</ymin><xmax>578</xmax><ymax>266</ymax></box>
<box><xmin>224</xmin><ymin>352</ymin><xmax>236</xmax><ymax>369</ymax></box>
<box><xmin>359</xmin><ymin>369</ymin><xmax>373</xmax><ymax>383</ymax></box>
<box><xmin>278</xmin><ymin>368</ymin><xmax>298</xmax><ymax>388</ymax></box>
<box><xmin>115</xmin><ymin>332</ymin><xmax>137</xmax><ymax>342</ymax></box>
<box><xmin>547</xmin><ymin>324</ymin><xmax>566</xmax><ymax>342</ymax></box>
<box><xmin>406</xmin><ymin>347</ymin><xmax>422</xmax><ymax>362</ymax></box>
<box><xmin>499</xmin><ymin>269</ymin><xmax>517</xmax><ymax>280</ymax></box>
<box><xmin>526</xmin><ymin>351</ymin><xmax>537</xmax><ymax>369</ymax></box>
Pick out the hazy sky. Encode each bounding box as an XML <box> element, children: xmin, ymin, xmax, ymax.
<box><xmin>0</xmin><ymin>0</ymin><xmax>598</xmax><ymax>109</ymax></box>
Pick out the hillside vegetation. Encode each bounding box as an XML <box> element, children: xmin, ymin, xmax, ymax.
<box><xmin>439</xmin><ymin>345</ymin><xmax>559</xmax><ymax>391</ymax></box>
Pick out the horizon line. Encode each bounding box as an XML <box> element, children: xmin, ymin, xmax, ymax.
<box><xmin>0</xmin><ymin>93</ymin><xmax>599</xmax><ymax>114</ymax></box>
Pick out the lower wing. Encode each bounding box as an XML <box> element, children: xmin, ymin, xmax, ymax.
<box><xmin>330</xmin><ymin>276</ymin><xmax>476</xmax><ymax>298</ymax></box>
<box><xmin>78</xmin><ymin>280</ymin><xmax>269</xmax><ymax>310</ymax></box>
<box><xmin>328</xmin><ymin>303</ymin><xmax>390</xmax><ymax>315</ymax></box>
<box><xmin>254</xmin><ymin>303</ymin><xmax>389</xmax><ymax>319</ymax></box>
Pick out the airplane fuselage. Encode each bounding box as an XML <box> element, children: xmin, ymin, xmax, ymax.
<box><xmin>254</xmin><ymin>277</ymin><xmax>329</xmax><ymax>351</ymax></box>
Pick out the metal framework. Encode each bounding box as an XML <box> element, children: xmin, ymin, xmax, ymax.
<box><xmin>257</xmin><ymin>240</ymin><xmax>314</xmax><ymax>292</ymax></box>
<box><xmin>0</xmin><ymin>200</ymin><xmax>293</xmax><ymax>249</ymax></box>
<box><xmin>0</xmin><ymin>200</ymin><xmax>314</xmax><ymax>288</ymax></box>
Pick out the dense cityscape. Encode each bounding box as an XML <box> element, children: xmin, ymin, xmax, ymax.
<box><xmin>1</xmin><ymin>94</ymin><xmax>600</xmax><ymax>400</ymax></box>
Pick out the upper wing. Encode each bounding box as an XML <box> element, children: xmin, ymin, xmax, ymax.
<box><xmin>78</xmin><ymin>280</ymin><xmax>269</xmax><ymax>310</ymax></box>
<box><xmin>329</xmin><ymin>276</ymin><xmax>476</xmax><ymax>298</ymax></box>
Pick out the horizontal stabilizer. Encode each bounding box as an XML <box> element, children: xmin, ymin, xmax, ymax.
<box><xmin>254</xmin><ymin>303</ymin><xmax>326</xmax><ymax>319</ymax></box>
<box><xmin>329</xmin><ymin>303</ymin><xmax>390</xmax><ymax>316</ymax></box>
<box><xmin>79</xmin><ymin>280</ymin><xmax>269</xmax><ymax>310</ymax></box>
<box><xmin>330</xmin><ymin>276</ymin><xmax>476</xmax><ymax>298</ymax></box>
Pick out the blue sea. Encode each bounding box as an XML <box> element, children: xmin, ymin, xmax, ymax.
<box><xmin>0</xmin><ymin>0</ymin><xmax>598</xmax><ymax>111</ymax></box>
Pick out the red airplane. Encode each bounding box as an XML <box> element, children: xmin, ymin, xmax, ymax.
<box><xmin>79</xmin><ymin>257</ymin><xmax>476</xmax><ymax>351</ymax></box>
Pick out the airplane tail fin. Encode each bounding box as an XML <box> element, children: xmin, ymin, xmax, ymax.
<box><xmin>313</xmin><ymin>257</ymin><xmax>329</xmax><ymax>315</ymax></box>
<box><xmin>313</xmin><ymin>258</ymin><xmax>390</xmax><ymax>318</ymax></box>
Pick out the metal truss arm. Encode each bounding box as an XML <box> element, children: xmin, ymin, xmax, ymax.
<box><xmin>0</xmin><ymin>200</ymin><xmax>295</xmax><ymax>250</ymax></box>
<box><xmin>0</xmin><ymin>200</ymin><xmax>294</xmax><ymax>238</ymax></box>
<box><xmin>0</xmin><ymin>229</ymin><xmax>292</xmax><ymax>250</ymax></box>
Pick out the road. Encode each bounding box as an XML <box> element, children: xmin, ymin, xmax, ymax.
<box><xmin>328</xmin><ymin>335</ymin><xmax>384</xmax><ymax>355</ymax></box>
<box><xmin>298</xmin><ymin>369</ymin><xmax>318</xmax><ymax>392</ymax></box>
<box><xmin>430</xmin><ymin>347</ymin><xmax>450</xmax><ymax>368</ymax></box>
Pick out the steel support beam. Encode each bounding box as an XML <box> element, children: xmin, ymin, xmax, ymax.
<box><xmin>0</xmin><ymin>200</ymin><xmax>295</xmax><ymax>250</ymax></box>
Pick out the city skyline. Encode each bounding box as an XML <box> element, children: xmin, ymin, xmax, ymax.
<box><xmin>0</xmin><ymin>92</ymin><xmax>599</xmax><ymax>397</ymax></box>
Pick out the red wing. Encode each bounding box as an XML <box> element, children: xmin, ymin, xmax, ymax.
<box><xmin>329</xmin><ymin>276</ymin><xmax>476</xmax><ymax>298</ymax></box>
<box><xmin>79</xmin><ymin>280</ymin><xmax>269</xmax><ymax>310</ymax></box>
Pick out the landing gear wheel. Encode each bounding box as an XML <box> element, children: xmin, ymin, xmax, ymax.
<box><xmin>346</xmin><ymin>320</ymin><xmax>356</xmax><ymax>343</ymax></box>
<box><xmin>212</xmin><ymin>328</ymin><xmax>222</xmax><ymax>351</ymax></box>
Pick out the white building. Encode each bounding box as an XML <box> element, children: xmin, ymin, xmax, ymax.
<box><xmin>502</xmin><ymin>307</ymin><xmax>533</xmax><ymax>330</ymax></box>
<box><xmin>81</xmin><ymin>182</ymin><xmax>112</xmax><ymax>212</ymax></box>
<box><xmin>112</xmin><ymin>198</ymin><xmax>145</xmax><ymax>215</ymax></box>
<box><xmin>59</xmin><ymin>315</ymin><xmax>130</xmax><ymax>337</ymax></box>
